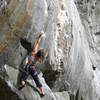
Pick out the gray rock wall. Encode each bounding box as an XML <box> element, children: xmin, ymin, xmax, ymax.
<box><xmin>0</xmin><ymin>0</ymin><xmax>100</xmax><ymax>100</ymax></box>
<box><xmin>68</xmin><ymin>0</ymin><xmax>100</xmax><ymax>100</ymax></box>
<box><xmin>0</xmin><ymin>0</ymin><xmax>70</xmax><ymax>100</ymax></box>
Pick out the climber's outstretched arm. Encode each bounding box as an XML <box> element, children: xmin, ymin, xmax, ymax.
<box><xmin>32</xmin><ymin>32</ymin><xmax>42</xmax><ymax>55</ymax></box>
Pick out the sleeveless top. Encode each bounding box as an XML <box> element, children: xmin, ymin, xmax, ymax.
<box><xmin>28</xmin><ymin>55</ymin><xmax>38</xmax><ymax>69</ymax></box>
<box><xmin>26</xmin><ymin>55</ymin><xmax>38</xmax><ymax>75</ymax></box>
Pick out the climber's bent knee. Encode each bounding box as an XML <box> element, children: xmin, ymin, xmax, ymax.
<box><xmin>21</xmin><ymin>80</ymin><xmax>25</xmax><ymax>86</ymax></box>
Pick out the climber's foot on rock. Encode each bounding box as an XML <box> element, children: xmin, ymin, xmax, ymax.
<box><xmin>18</xmin><ymin>84</ymin><xmax>25</xmax><ymax>90</ymax></box>
<box><xmin>40</xmin><ymin>86</ymin><xmax>45</xmax><ymax>97</ymax></box>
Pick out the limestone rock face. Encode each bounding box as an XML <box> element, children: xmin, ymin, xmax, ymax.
<box><xmin>66</xmin><ymin>0</ymin><xmax>100</xmax><ymax>100</ymax></box>
<box><xmin>0</xmin><ymin>0</ymin><xmax>70</xmax><ymax>100</ymax></box>
<box><xmin>0</xmin><ymin>0</ymin><xmax>100</xmax><ymax>100</ymax></box>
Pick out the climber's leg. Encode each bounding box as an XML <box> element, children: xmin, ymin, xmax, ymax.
<box><xmin>18</xmin><ymin>64</ymin><xmax>30</xmax><ymax>90</ymax></box>
<box><xmin>30</xmin><ymin>68</ymin><xmax>45</xmax><ymax>95</ymax></box>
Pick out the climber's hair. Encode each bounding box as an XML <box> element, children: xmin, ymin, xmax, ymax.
<box><xmin>36</xmin><ymin>49</ymin><xmax>44</xmax><ymax>61</ymax></box>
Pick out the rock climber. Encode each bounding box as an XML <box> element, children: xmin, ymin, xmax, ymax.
<box><xmin>19</xmin><ymin>32</ymin><xmax>45</xmax><ymax>96</ymax></box>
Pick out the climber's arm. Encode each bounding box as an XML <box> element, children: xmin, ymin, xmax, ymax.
<box><xmin>32</xmin><ymin>32</ymin><xmax>42</xmax><ymax>55</ymax></box>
